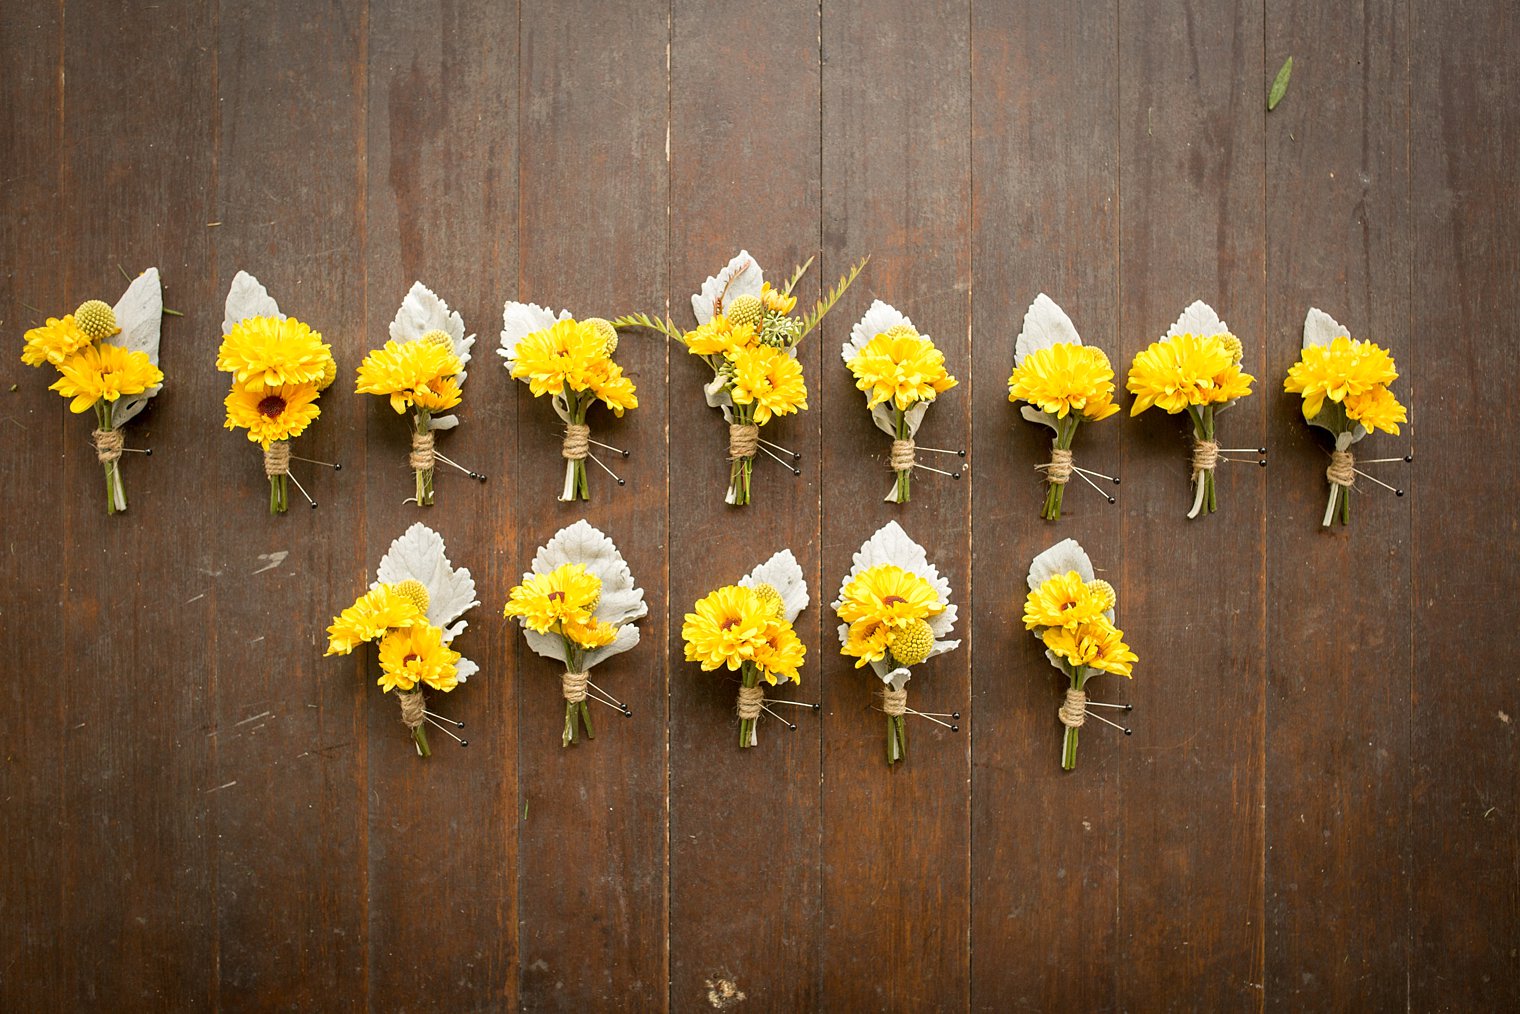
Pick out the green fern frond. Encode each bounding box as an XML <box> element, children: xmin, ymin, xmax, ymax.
<box><xmin>798</xmin><ymin>255</ymin><xmax>869</xmax><ymax>339</ymax></box>
<box><xmin>611</xmin><ymin>312</ymin><xmax>685</xmax><ymax>343</ymax></box>
<box><xmin>780</xmin><ymin>255</ymin><xmax>816</xmax><ymax>297</ymax></box>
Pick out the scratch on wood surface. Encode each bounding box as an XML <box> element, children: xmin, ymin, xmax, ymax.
<box><xmin>252</xmin><ymin>551</ymin><xmax>288</xmax><ymax>574</ymax></box>
<box><xmin>234</xmin><ymin>711</ymin><xmax>272</xmax><ymax>727</ymax></box>
<box><xmin>184</xmin><ymin>592</ymin><xmax>206</xmax><ymax>604</ymax></box>
<box><xmin>207</xmin><ymin>781</ymin><xmax>237</xmax><ymax>793</ymax></box>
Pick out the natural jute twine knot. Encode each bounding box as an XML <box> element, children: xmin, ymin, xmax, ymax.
<box><xmin>736</xmin><ymin>683</ymin><xmax>764</xmax><ymax>720</ymax></box>
<box><xmin>562</xmin><ymin>423</ymin><xmax>590</xmax><ymax>461</ymax></box>
<box><xmin>398</xmin><ymin>689</ymin><xmax>426</xmax><ymax>730</ymax></box>
<box><xmin>562</xmin><ymin>671</ymin><xmax>589</xmax><ymax>704</ymax></box>
<box><xmin>409</xmin><ymin>430</ymin><xmax>435</xmax><ymax>471</ymax></box>
<box><xmin>1044</xmin><ymin>447</ymin><xmax>1073</xmax><ymax>485</ymax></box>
<box><xmin>1191</xmin><ymin>438</ymin><xmax>1220</xmax><ymax>479</ymax></box>
<box><xmin>729</xmin><ymin>423</ymin><xmax>759</xmax><ymax>460</ymax></box>
<box><xmin>1327</xmin><ymin>449</ymin><xmax>1355</xmax><ymax>487</ymax></box>
<box><xmin>882</xmin><ymin>687</ymin><xmax>908</xmax><ymax>717</ymax></box>
<box><xmin>92</xmin><ymin>428</ymin><xmax>124</xmax><ymax>463</ymax></box>
<box><xmin>263</xmin><ymin>440</ymin><xmax>291</xmax><ymax>477</ymax></box>
<box><xmin>1058</xmin><ymin>687</ymin><xmax>1087</xmax><ymax>728</ymax></box>
<box><xmin>889</xmin><ymin>438</ymin><xmax>916</xmax><ymax>472</ymax></box>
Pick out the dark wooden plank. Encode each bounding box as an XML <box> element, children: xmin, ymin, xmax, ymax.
<box><xmin>210</xmin><ymin>1</ymin><xmax>370</xmax><ymax>1005</ymax></box>
<box><xmin>1262</xmin><ymin>2</ymin><xmax>1412</xmax><ymax>1007</ymax></box>
<box><xmin>0</xmin><ymin>3</ymin><xmax>68</xmax><ymax>1006</ymax></box>
<box><xmin>1409</xmin><ymin>1</ymin><xmax>1520</xmax><ymax>1006</ymax></box>
<box><xmin>968</xmin><ymin>2</ymin><xmax>1123</xmax><ymax>1009</ymax></box>
<box><xmin>362</xmin><ymin>3</ymin><xmax>518</xmax><ymax>1009</ymax></box>
<box><xmin>666</xmin><ymin>2</ymin><xmax>823</xmax><ymax>1010</ymax></box>
<box><xmin>1116</xmin><ymin>0</ymin><xmax>1268</xmax><ymax>1005</ymax></box>
<box><xmin>819</xmin><ymin>2</ymin><xmax>972</xmax><ymax>1009</ymax></box>
<box><xmin>515</xmin><ymin>2</ymin><xmax>669</xmax><ymax>1009</ymax></box>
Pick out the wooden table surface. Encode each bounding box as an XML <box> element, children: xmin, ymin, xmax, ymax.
<box><xmin>2</xmin><ymin>1</ymin><xmax>1515</xmax><ymax>1010</ymax></box>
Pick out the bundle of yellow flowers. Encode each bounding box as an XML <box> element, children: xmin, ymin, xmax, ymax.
<box><xmin>834</xmin><ymin>521</ymin><xmax>961</xmax><ymax>765</ymax></box>
<box><xmin>499</xmin><ymin>302</ymin><xmax>637</xmax><ymax>501</ymax></box>
<box><xmin>504</xmin><ymin>521</ymin><xmax>647</xmax><ymax>746</ymax></box>
<box><xmin>325</xmin><ymin>523</ymin><xmax>479</xmax><ymax>757</ymax></box>
<box><xmin>615</xmin><ymin>249</ymin><xmax>867</xmax><ymax>505</ymax></box>
<box><xmin>1023</xmin><ymin>539</ymin><xmax>1137</xmax><ymax>771</ymax></box>
<box><xmin>681</xmin><ymin>549</ymin><xmax>812</xmax><ymax>749</ymax></box>
<box><xmin>843</xmin><ymin>300</ymin><xmax>960</xmax><ymax>503</ymax></box>
<box><xmin>19</xmin><ymin>269</ymin><xmax>165</xmax><ymax>513</ymax></box>
<box><xmin>1285</xmin><ymin>308</ymin><xmax>1410</xmax><ymax>526</ymax></box>
<box><xmin>1127</xmin><ymin>300</ymin><xmax>1258</xmax><ymax>518</ymax></box>
<box><xmin>1007</xmin><ymin>294</ymin><xmax>1121</xmax><ymax>520</ymax></box>
<box><xmin>357</xmin><ymin>282</ymin><xmax>482</xmax><ymax>506</ymax></box>
<box><xmin>218</xmin><ymin>271</ymin><xmax>338</xmax><ymax>514</ymax></box>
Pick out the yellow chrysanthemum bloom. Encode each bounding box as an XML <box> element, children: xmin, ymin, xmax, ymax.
<box><xmin>325</xmin><ymin>585</ymin><xmax>425</xmax><ymax>656</ymax></box>
<box><xmin>355</xmin><ymin>338</ymin><xmax>463</xmax><ymax>414</ymax></box>
<box><xmin>683</xmin><ymin>316</ymin><xmax>758</xmax><ymax>358</ymax></box>
<box><xmin>752</xmin><ymin>619</ymin><xmax>806</xmax><ymax>685</ymax></box>
<box><xmin>682</xmin><ymin>585</ymin><xmax>773</xmax><ymax>671</ymax></box>
<box><xmin>561</xmin><ymin>615</ymin><xmax>619</xmax><ymax>650</ymax></box>
<box><xmin>1022</xmin><ymin>571</ymin><xmax>1111</xmax><ymax>632</ymax></box>
<box><xmin>224</xmin><ymin>381</ymin><xmax>322</xmax><ymax>447</ymax></box>
<box><xmin>730</xmin><ymin>345</ymin><xmax>808</xmax><ymax>424</ymax></box>
<box><xmin>1344</xmin><ymin>384</ymin><xmax>1407</xmax><ymax>435</ymax></box>
<box><xmin>847</xmin><ymin>329</ymin><xmax>958</xmax><ymax>411</ymax></box>
<box><xmin>1042</xmin><ymin>617</ymin><xmax>1137</xmax><ymax>678</ymax></box>
<box><xmin>217</xmin><ymin>316</ymin><xmax>333</xmax><ymax>388</ymax></box>
<box><xmin>1127</xmin><ymin>333</ymin><xmax>1254</xmax><ymax>415</ymax></box>
<box><xmin>503</xmin><ymin>563</ymin><xmax>602</xmax><ymax>634</ymax></box>
<box><xmin>842</xmin><ymin>618</ymin><xmax>894</xmax><ymax>668</ymax></box>
<box><xmin>1007</xmin><ymin>343</ymin><xmax>1120</xmax><ymax>421</ymax></box>
<box><xmin>587</xmin><ymin>358</ymin><xmax>639</xmax><ymax>415</ymax></box>
<box><xmin>511</xmin><ymin>318</ymin><xmax>614</xmax><ymax>397</ymax></box>
<box><xmin>1283</xmin><ymin>335</ymin><xmax>1400</xmax><ymax>421</ymax></box>
<box><xmin>761</xmin><ymin>282</ymin><xmax>798</xmax><ymax>316</ymax></box>
<box><xmin>21</xmin><ymin>315</ymin><xmax>94</xmax><ymax>368</ymax></box>
<box><xmin>377</xmin><ymin>622</ymin><xmax>461</xmax><ymax>693</ymax></box>
<box><xmin>48</xmin><ymin>343</ymin><xmax>162</xmax><ymax>414</ymax></box>
<box><xmin>838</xmin><ymin>564</ymin><xmax>944</xmax><ymax>668</ymax></box>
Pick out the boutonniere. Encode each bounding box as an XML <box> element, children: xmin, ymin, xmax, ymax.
<box><xmin>325</xmin><ymin>523</ymin><xmax>480</xmax><ymax>757</ymax></box>
<box><xmin>218</xmin><ymin>271</ymin><xmax>339</xmax><ymax>513</ymax></box>
<box><xmin>498</xmin><ymin>304</ymin><xmax>637</xmax><ymax>501</ymax></box>
<box><xmin>843</xmin><ymin>300</ymin><xmax>961</xmax><ymax>502</ymax></box>
<box><xmin>833</xmin><ymin>521</ymin><xmax>961</xmax><ymax>765</ymax></box>
<box><xmin>1285</xmin><ymin>308</ymin><xmax>1410</xmax><ymax>526</ymax></box>
<box><xmin>1126</xmin><ymin>301</ymin><xmax>1263</xmax><ymax>518</ymax></box>
<box><xmin>1007</xmin><ymin>294</ymin><xmax>1121</xmax><ymax>519</ymax></box>
<box><xmin>615</xmin><ymin>250</ymin><xmax>866</xmax><ymax>505</ymax></box>
<box><xmin>681</xmin><ymin>549</ymin><xmax>814</xmax><ymax>749</ymax></box>
<box><xmin>504</xmin><ymin>521</ymin><xmax>648</xmax><ymax>746</ymax></box>
<box><xmin>1023</xmin><ymin>539</ymin><xmax>1137</xmax><ymax>770</ymax></box>
<box><xmin>357</xmin><ymin>282</ymin><xmax>484</xmax><ymax>505</ymax></box>
<box><xmin>20</xmin><ymin>268</ymin><xmax>165</xmax><ymax>513</ymax></box>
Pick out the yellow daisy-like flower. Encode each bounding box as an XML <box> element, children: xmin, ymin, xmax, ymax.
<box><xmin>587</xmin><ymin>358</ymin><xmax>639</xmax><ymax>416</ymax></box>
<box><xmin>1022</xmin><ymin>571</ymin><xmax>1111</xmax><ymax>632</ymax></box>
<box><xmin>377</xmin><ymin>622</ymin><xmax>462</xmax><ymax>693</ymax></box>
<box><xmin>48</xmin><ymin>343</ymin><xmax>163</xmax><ymax>414</ymax></box>
<box><xmin>561</xmin><ymin>616</ymin><xmax>619</xmax><ymax>650</ymax></box>
<box><xmin>217</xmin><ymin>316</ymin><xmax>334</xmax><ymax>388</ymax></box>
<box><xmin>1283</xmin><ymin>335</ymin><xmax>1400</xmax><ymax>421</ymax></box>
<box><xmin>838</xmin><ymin>564</ymin><xmax>944</xmax><ymax>668</ymax></box>
<box><xmin>355</xmin><ymin>338</ymin><xmax>463</xmax><ymax>414</ymax></box>
<box><xmin>511</xmin><ymin>318</ymin><xmax>612</xmax><ymax>397</ymax></box>
<box><xmin>1127</xmin><ymin>333</ymin><xmax>1254</xmax><ymax>415</ymax></box>
<box><xmin>1007</xmin><ymin>343</ymin><xmax>1120</xmax><ymax>421</ymax></box>
<box><xmin>847</xmin><ymin>328</ymin><xmax>958</xmax><ymax>411</ymax></box>
<box><xmin>752</xmin><ymin>619</ymin><xmax>806</xmax><ymax>685</ymax></box>
<box><xmin>842</xmin><ymin>618</ymin><xmax>894</xmax><ymax>668</ymax></box>
<box><xmin>224</xmin><ymin>381</ymin><xmax>322</xmax><ymax>447</ymax></box>
<box><xmin>21</xmin><ymin>315</ymin><xmax>94</xmax><ymax>368</ymax></box>
<box><xmin>683</xmin><ymin>316</ymin><xmax>758</xmax><ymax>358</ymax></box>
<box><xmin>730</xmin><ymin>345</ymin><xmax>808</xmax><ymax>424</ymax></box>
<box><xmin>1344</xmin><ymin>384</ymin><xmax>1407</xmax><ymax>435</ymax></box>
<box><xmin>761</xmin><ymin>283</ymin><xmax>798</xmax><ymax>316</ymax></box>
<box><xmin>325</xmin><ymin>584</ymin><xmax>425</xmax><ymax>656</ymax></box>
<box><xmin>682</xmin><ymin>585</ymin><xmax>773</xmax><ymax>671</ymax></box>
<box><xmin>1042</xmin><ymin>617</ymin><xmax>1137</xmax><ymax>678</ymax></box>
<box><xmin>503</xmin><ymin>563</ymin><xmax>602</xmax><ymax>634</ymax></box>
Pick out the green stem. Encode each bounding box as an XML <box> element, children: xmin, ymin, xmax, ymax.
<box><xmin>414</xmin><ymin>409</ymin><xmax>434</xmax><ymax>506</ymax></box>
<box><xmin>1061</xmin><ymin>667</ymin><xmax>1088</xmax><ymax>771</ymax></box>
<box><xmin>894</xmin><ymin>408</ymin><xmax>911</xmax><ymax>503</ymax></box>
<box><xmin>739</xmin><ymin>664</ymin><xmax>758</xmax><ymax>748</ymax></box>
<box><xmin>1043</xmin><ymin>416</ymin><xmax>1078</xmax><ymax>521</ymax></box>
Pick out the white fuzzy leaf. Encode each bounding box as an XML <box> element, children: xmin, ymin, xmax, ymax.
<box><xmin>453</xmin><ymin>657</ymin><xmax>478</xmax><ymax>684</ymax></box>
<box><xmin>531</xmin><ymin>519</ymin><xmax>647</xmax><ymax>627</ymax></box>
<box><xmin>582</xmin><ymin>623</ymin><xmax>641</xmax><ymax>668</ymax></box>
<box><xmin>498</xmin><ymin>301</ymin><xmax>570</xmax><ymax>369</ymax></box>
<box><xmin>223</xmin><ymin>270</ymin><xmax>283</xmax><ymax>332</ymax></box>
<box><xmin>693</xmin><ymin>251</ymin><xmax>764</xmax><ymax>325</ymax></box>
<box><xmin>1303</xmin><ymin>307</ymin><xmax>1348</xmax><ymax>349</ymax></box>
<box><xmin>375</xmin><ymin>523</ymin><xmax>480</xmax><ymax>631</ymax></box>
<box><xmin>1027</xmin><ymin>537</ymin><xmax>1095</xmax><ymax>589</ymax></box>
<box><xmin>524</xmin><ymin>628</ymin><xmax>569</xmax><ymax>666</ymax></box>
<box><xmin>1015</xmin><ymin>293</ymin><xmax>1082</xmax><ymax>364</ymax></box>
<box><xmin>391</xmin><ymin>281</ymin><xmax>474</xmax><ymax>430</ymax></box>
<box><xmin>1167</xmin><ymin>299</ymin><xmax>1228</xmax><ymax>339</ymax></box>
<box><xmin>1020</xmin><ymin>405</ymin><xmax>1060</xmax><ymax>433</ymax></box>
<box><xmin>739</xmin><ymin>549</ymin><xmax>809</xmax><ymax>623</ymax></box>
<box><xmin>844</xmin><ymin>299</ymin><xmax>915</xmax><ymax>363</ymax></box>
<box><xmin>110</xmin><ymin>268</ymin><xmax>163</xmax><ymax>425</ymax></box>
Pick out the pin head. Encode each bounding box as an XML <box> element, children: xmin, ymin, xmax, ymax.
<box><xmin>951</xmin><ymin>472</ymin><xmax>961</xmax><ymax>480</ymax></box>
<box><xmin>1395</xmin><ymin>489</ymin><xmax>1405</xmax><ymax>497</ymax></box>
<box><xmin>957</xmin><ymin>449</ymin><xmax>967</xmax><ymax>457</ymax></box>
<box><xmin>1403</xmin><ymin>454</ymin><xmax>1414</xmax><ymax>462</ymax></box>
<box><xmin>952</xmin><ymin>712</ymin><xmax>961</xmax><ymax>720</ymax></box>
<box><xmin>310</xmin><ymin>502</ymin><xmax>319</xmax><ymax>510</ymax></box>
<box><xmin>1123</xmin><ymin>728</ymin><xmax>1132</xmax><ymax>736</ymax></box>
<box><xmin>617</xmin><ymin>478</ymin><xmax>626</xmax><ymax>486</ymax></box>
<box><xmin>143</xmin><ymin>448</ymin><xmax>153</xmax><ymax>457</ymax></box>
<box><xmin>621</xmin><ymin>449</ymin><xmax>631</xmax><ymax>458</ymax></box>
<box><xmin>950</xmin><ymin>724</ymin><xmax>960</xmax><ymax>733</ymax></box>
<box><xmin>1106</xmin><ymin>495</ymin><xmax>1117</xmax><ymax>504</ymax></box>
<box><xmin>1258</xmin><ymin>459</ymin><xmax>1268</xmax><ymax>467</ymax></box>
<box><xmin>333</xmin><ymin>462</ymin><xmax>342</xmax><ymax>471</ymax></box>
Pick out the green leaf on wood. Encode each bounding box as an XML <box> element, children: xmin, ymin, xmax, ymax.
<box><xmin>1268</xmin><ymin>56</ymin><xmax>1293</xmax><ymax>111</ymax></box>
<box><xmin>798</xmin><ymin>255</ymin><xmax>870</xmax><ymax>339</ymax></box>
<box><xmin>611</xmin><ymin>311</ymin><xmax>684</xmax><ymax>342</ymax></box>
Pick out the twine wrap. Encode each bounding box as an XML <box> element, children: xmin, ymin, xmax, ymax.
<box><xmin>263</xmin><ymin>441</ymin><xmax>291</xmax><ymax>477</ymax></box>
<box><xmin>729</xmin><ymin>423</ymin><xmax>759</xmax><ymax>460</ymax></box>
<box><xmin>1058</xmin><ymin>687</ymin><xmax>1087</xmax><ymax>728</ymax></box>
<box><xmin>1044</xmin><ymin>447</ymin><xmax>1073</xmax><ymax>485</ymax></box>
<box><xmin>409</xmin><ymin>430</ymin><xmax>435</xmax><ymax>471</ymax></box>
<box><xmin>889</xmin><ymin>438</ymin><xmax>916</xmax><ymax>472</ymax></box>
<box><xmin>92</xmin><ymin>428</ymin><xmax>124</xmax><ymax>463</ymax></box>
<box><xmin>562</xmin><ymin>423</ymin><xmax>590</xmax><ymax>461</ymax></box>
<box><xmin>1191</xmin><ymin>438</ymin><xmax>1220</xmax><ymax>479</ymax></box>
<box><xmin>562</xmin><ymin>671</ymin><xmax>589</xmax><ymax>704</ymax></box>
<box><xmin>1327</xmin><ymin>449</ymin><xmax>1355</xmax><ymax>488</ymax></box>
<box><xmin>736</xmin><ymin>683</ymin><xmax>764</xmax><ymax>720</ymax></box>
<box><xmin>882</xmin><ymin>687</ymin><xmax>908</xmax><ymax>717</ymax></box>
<box><xmin>398</xmin><ymin>690</ymin><xmax>425</xmax><ymax>730</ymax></box>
